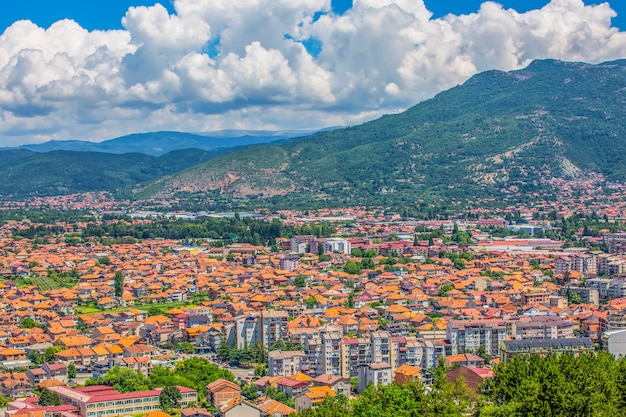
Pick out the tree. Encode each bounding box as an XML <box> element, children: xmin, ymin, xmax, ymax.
<box><xmin>344</xmin><ymin>261</ymin><xmax>362</xmax><ymax>275</ymax></box>
<box><xmin>147</xmin><ymin>305</ymin><xmax>162</xmax><ymax>316</ymax></box>
<box><xmin>241</xmin><ymin>384</ymin><xmax>259</xmax><ymax>401</ymax></box>
<box><xmin>159</xmin><ymin>385</ymin><xmax>182</xmax><ymax>411</ymax></box>
<box><xmin>67</xmin><ymin>362</ymin><xmax>77</xmax><ymax>380</ymax></box>
<box><xmin>294</xmin><ymin>275</ymin><xmax>306</xmax><ymax>287</ymax></box>
<box><xmin>304</xmin><ymin>296</ymin><xmax>318</xmax><ymax>309</ymax></box>
<box><xmin>438</xmin><ymin>284</ymin><xmax>453</xmax><ymax>297</ymax></box>
<box><xmin>43</xmin><ymin>346</ymin><xmax>60</xmax><ymax>363</ymax></box>
<box><xmin>98</xmin><ymin>367</ymin><xmax>149</xmax><ymax>393</ymax></box>
<box><xmin>38</xmin><ymin>389</ymin><xmax>61</xmax><ymax>406</ymax></box>
<box><xmin>97</xmin><ymin>256</ymin><xmax>111</xmax><ymax>266</ymax></box>
<box><xmin>20</xmin><ymin>317</ymin><xmax>39</xmax><ymax>329</ymax></box>
<box><xmin>114</xmin><ymin>271</ymin><xmax>124</xmax><ymax>298</ymax></box>
<box><xmin>177</xmin><ymin>342</ymin><xmax>196</xmax><ymax>354</ymax></box>
<box><xmin>251</xmin><ymin>341</ymin><xmax>268</xmax><ymax>364</ymax></box>
<box><xmin>217</xmin><ymin>338</ymin><xmax>231</xmax><ymax>361</ymax></box>
<box><xmin>360</xmin><ymin>257</ymin><xmax>375</xmax><ymax>270</ymax></box>
<box><xmin>28</xmin><ymin>349</ymin><xmax>43</xmax><ymax>365</ymax></box>
<box><xmin>344</xmin><ymin>292</ymin><xmax>355</xmax><ymax>309</ymax></box>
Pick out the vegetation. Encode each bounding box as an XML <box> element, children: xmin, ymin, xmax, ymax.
<box><xmin>295</xmin><ymin>353</ymin><xmax>626</xmax><ymax>417</ymax></box>
<box><xmin>134</xmin><ymin>59</ymin><xmax>626</xmax><ymax>211</ymax></box>
<box><xmin>0</xmin><ymin>148</ymin><xmax>220</xmax><ymax>197</ymax></box>
<box><xmin>38</xmin><ymin>389</ymin><xmax>61</xmax><ymax>407</ymax></box>
<box><xmin>216</xmin><ymin>339</ymin><xmax>268</xmax><ymax>366</ymax></box>
<box><xmin>159</xmin><ymin>386</ymin><xmax>182</xmax><ymax>411</ymax></box>
<box><xmin>78</xmin><ymin>217</ymin><xmax>334</xmax><ymax>246</ymax></box>
<box><xmin>90</xmin><ymin>357</ymin><xmax>235</xmax><ymax>407</ymax></box>
<box><xmin>1</xmin><ymin>60</ymin><xmax>625</xmax><ymax>210</ymax></box>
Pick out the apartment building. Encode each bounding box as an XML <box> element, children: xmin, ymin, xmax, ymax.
<box><xmin>565</xmin><ymin>287</ymin><xmax>599</xmax><ymax>305</ymax></box>
<box><xmin>235</xmin><ymin>313</ymin><xmax>261</xmax><ymax>349</ymax></box>
<box><xmin>555</xmin><ymin>254</ymin><xmax>597</xmax><ymax>276</ymax></box>
<box><xmin>268</xmin><ymin>350</ymin><xmax>306</xmax><ymax>377</ymax></box>
<box><xmin>357</xmin><ymin>363</ymin><xmax>392</xmax><ymax>394</ymax></box>
<box><xmin>499</xmin><ymin>338</ymin><xmax>594</xmax><ymax>363</ymax></box>
<box><xmin>586</xmin><ymin>278</ymin><xmax>610</xmax><ymax>299</ymax></box>
<box><xmin>605</xmin><ymin>233</ymin><xmax>626</xmax><ymax>254</ymax></box>
<box><xmin>48</xmin><ymin>385</ymin><xmax>197</xmax><ymax>417</ymax></box>
<box><xmin>369</xmin><ymin>331</ymin><xmax>391</xmax><ymax>365</ymax></box>
<box><xmin>599</xmin><ymin>310</ymin><xmax>626</xmax><ymax>341</ymax></box>
<box><xmin>340</xmin><ymin>337</ymin><xmax>370</xmax><ymax>378</ymax></box>
<box><xmin>261</xmin><ymin>310</ymin><xmax>289</xmax><ymax>350</ymax></box>
<box><xmin>447</xmin><ymin>319</ymin><xmax>510</xmax><ymax>356</ymax></box>
<box><xmin>290</xmin><ymin>235</ymin><xmax>317</xmax><ymax>254</ymax></box>
<box><xmin>520</xmin><ymin>288</ymin><xmax>551</xmax><ymax>305</ymax></box>
<box><xmin>319</xmin><ymin>331</ymin><xmax>342</xmax><ymax>376</ymax></box>
<box><xmin>310</xmin><ymin>238</ymin><xmax>351</xmax><ymax>255</ymax></box>
<box><xmin>609</xmin><ymin>279</ymin><xmax>626</xmax><ymax>299</ymax></box>
<box><xmin>512</xmin><ymin>316</ymin><xmax>574</xmax><ymax>340</ymax></box>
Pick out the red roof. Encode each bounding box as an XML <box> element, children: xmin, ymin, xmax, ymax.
<box><xmin>276</xmin><ymin>378</ymin><xmax>308</xmax><ymax>388</ymax></box>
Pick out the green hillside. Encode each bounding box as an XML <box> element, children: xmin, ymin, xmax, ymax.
<box><xmin>0</xmin><ymin>148</ymin><xmax>221</xmax><ymax>196</ymax></box>
<box><xmin>142</xmin><ymin>59</ymin><xmax>626</xmax><ymax>208</ymax></box>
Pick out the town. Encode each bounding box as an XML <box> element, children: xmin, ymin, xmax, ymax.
<box><xmin>1</xmin><ymin>184</ymin><xmax>626</xmax><ymax>417</ymax></box>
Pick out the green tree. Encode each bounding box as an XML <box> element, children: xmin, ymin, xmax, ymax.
<box><xmin>294</xmin><ymin>275</ymin><xmax>306</xmax><ymax>287</ymax></box>
<box><xmin>217</xmin><ymin>338</ymin><xmax>231</xmax><ymax>361</ymax></box>
<box><xmin>360</xmin><ymin>257</ymin><xmax>375</xmax><ymax>270</ymax></box>
<box><xmin>241</xmin><ymin>384</ymin><xmax>259</xmax><ymax>402</ymax></box>
<box><xmin>97</xmin><ymin>256</ymin><xmax>112</xmax><ymax>266</ymax></box>
<box><xmin>345</xmin><ymin>292</ymin><xmax>355</xmax><ymax>309</ymax></box>
<box><xmin>177</xmin><ymin>342</ymin><xmax>196</xmax><ymax>354</ymax></box>
<box><xmin>28</xmin><ymin>349</ymin><xmax>43</xmax><ymax>365</ymax></box>
<box><xmin>38</xmin><ymin>389</ymin><xmax>61</xmax><ymax>406</ymax></box>
<box><xmin>351</xmin><ymin>248</ymin><xmax>363</xmax><ymax>257</ymax></box>
<box><xmin>20</xmin><ymin>317</ymin><xmax>39</xmax><ymax>329</ymax></box>
<box><xmin>67</xmin><ymin>362</ymin><xmax>77</xmax><ymax>380</ymax></box>
<box><xmin>159</xmin><ymin>385</ymin><xmax>182</xmax><ymax>411</ymax></box>
<box><xmin>147</xmin><ymin>305</ymin><xmax>162</xmax><ymax>316</ymax></box>
<box><xmin>304</xmin><ymin>296</ymin><xmax>318</xmax><ymax>309</ymax></box>
<box><xmin>43</xmin><ymin>346</ymin><xmax>60</xmax><ymax>363</ymax></box>
<box><xmin>438</xmin><ymin>284</ymin><xmax>453</xmax><ymax>297</ymax></box>
<box><xmin>478</xmin><ymin>352</ymin><xmax>622</xmax><ymax>417</ymax></box>
<box><xmin>98</xmin><ymin>367</ymin><xmax>150</xmax><ymax>393</ymax></box>
<box><xmin>114</xmin><ymin>271</ymin><xmax>124</xmax><ymax>298</ymax></box>
<box><xmin>344</xmin><ymin>261</ymin><xmax>362</xmax><ymax>275</ymax></box>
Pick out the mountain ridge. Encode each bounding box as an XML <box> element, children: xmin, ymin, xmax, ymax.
<box><xmin>137</xmin><ymin>59</ymin><xmax>626</xmax><ymax>208</ymax></box>
<box><xmin>3</xmin><ymin>129</ymin><xmax>328</xmax><ymax>156</ymax></box>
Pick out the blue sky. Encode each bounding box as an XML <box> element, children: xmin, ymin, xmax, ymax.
<box><xmin>0</xmin><ymin>0</ymin><xmax>625</xmax><ymax>145</ymax></box>
<box><xmin>1</xmin><ymin>0</ymin><xmax>624</xmax><ymax>32</ymax></box>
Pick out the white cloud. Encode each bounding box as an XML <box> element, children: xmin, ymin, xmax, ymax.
<box><xmin>0</xmin><ymin>0</ymin><xmax>624</xmax><ymax>145</ymax></box>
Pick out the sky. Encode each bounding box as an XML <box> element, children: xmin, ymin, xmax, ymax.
<box><xmin>1</xmin><ymin>0</ymin><xmax>626</xmax><ymax>145</ymax></box>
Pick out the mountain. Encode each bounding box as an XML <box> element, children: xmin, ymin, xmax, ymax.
<box><xmin>0</xmin><ymin>148</ymin><xmax>228</xmax><ymax>196</ymax></box>
<box><xmin>138</xmin><ymin>59</ymin><xmax>626</xmax><ymax>208</ymax></box>
<box><xmin>7</xmin><ymin>129</ymin><xmax>325</xmax><ymax>156</ymax></box>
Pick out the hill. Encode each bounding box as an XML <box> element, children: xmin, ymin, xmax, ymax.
<box><xmin>139</xmin><ymin>59</ymin><xmax>626</xmax><ymax>208</ymax></box>
<box><xmin>7</xmin><ymin>130</ymin><xmax>322</xmax><ymax>156</ymax></box>
<box><xmin>0</xmin><ymin>148</ymin><xmax>225</xmax><ymax>196</ymax></box>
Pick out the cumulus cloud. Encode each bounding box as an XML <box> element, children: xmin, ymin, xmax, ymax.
<box><xmin>0</xmin><ymin>0</ymin><xmax>625</xmax><ymax>144</ymax></box>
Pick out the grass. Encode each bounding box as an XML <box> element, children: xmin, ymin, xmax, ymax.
<box><xmin>76</xmin><ymin>301</ymin><xmax>200</xmax><ymax>316</ymax></box>
<box><xmin>75</xmin><ymin>306</ymin><xmax>102</xmax><ymax>315</ymax></box>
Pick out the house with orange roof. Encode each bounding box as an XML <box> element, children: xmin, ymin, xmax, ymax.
<box><xmin>394</xmin><ymin>364</ymin><xmax>422</xmax><ymax>386</ymax></box>
<box><xmin>294</xmin><ymin>385</ymin><xmax>336</xmax><ymax>412</ymax></box>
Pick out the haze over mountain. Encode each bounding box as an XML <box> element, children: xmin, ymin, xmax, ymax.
<box><xmin>3</xmin><ymin>129</ymin><xmax>323</xmax><ymax>156</ymax></box>
<box><xmin>136</xmin><ymin>59</ymin><xmax>626</xmax><ymax>208</ymax></box>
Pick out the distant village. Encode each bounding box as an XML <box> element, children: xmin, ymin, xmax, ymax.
<box><xmin>3</xmin><ymin>181</ymin><xmax>626</xmax><ymax>417</ymax></box>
